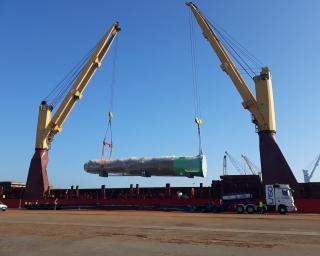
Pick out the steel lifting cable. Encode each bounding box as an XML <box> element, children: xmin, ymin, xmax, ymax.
<box><xmin>101</xmin><ymin>38</ymin><xmax>118</xmax><ymax>162</ymax></box>
<box><xmin>200</xmin><ymin>8</ymin><xmax>264</xmax><ymax>79</ymax></box>
<box><xmin>52</xmin><ymin>45</ymin><xmax>97</xmax><ymax>107</ymax></box>
<box><xmin>207</xmin><ymin>18</ymin><xmax>264</xmax><ymax>69</ymax></box>
<box><xmin>206</xmin><ymin>19</ymin><xmax>262</xmax><ymax>79</ymax></box>
<box><xmin>101</xmin><ymin>111</ymin><xmax>113</xmax><ymax>162</ymax></box>
<box><xmin>214</xmin><ymin>28</ymin><xmax>256</xmax><ymax>79</ymax></box>
<box><xmin>44</xmin><ymin>43</ymin><xmax>98</xmax><ymax>108</ymax></box>
<box><xmin>188</xmin><ymin>9</ymin><xmax>203</xmax><ymax>156</ymax></box>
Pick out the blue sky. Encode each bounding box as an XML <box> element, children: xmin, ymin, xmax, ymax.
<box><xmin>0</xmin><ymin>0</ymin><xmax>319</xmax><ymax>188</ymax></box>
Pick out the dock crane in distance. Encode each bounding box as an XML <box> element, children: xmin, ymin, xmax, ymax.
<box><xmin>186</xmin><ymin>2</ymin><xmax>300</xmax><ymax>195</ymax></box>
<box><xmin>223</xmin><ymin>154</ymin><xmax>227</xmax><ymax>175</ymax></box>
<box><xmin>303</xmin><ymin>154</ymin><xmax>320</xmax><ymax>183</ymax></box>
<box><xmin>241</xmin><ymin>154</ymin><xmax>259</xmax><ymax>176</ymax></box>
<box><xmin>25</xmin><ymin>22</ymin><xmax>121</xmax><ymax>199</ymax></box>
<box><xmin>224</xmin><ymin>151</ymin><xmax>245</xmax><ymax>175</ymax></box>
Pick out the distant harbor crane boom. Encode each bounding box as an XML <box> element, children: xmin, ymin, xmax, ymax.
<box><xmin>241</xmin><ymin>154</ymin><xmax>259</xmax><ymax>175</ymax></box>
<box><xmin>225</xmin><ymin>151</ymin><xmax>245</xmax><ymax>175</ymax></box>
<box><xmin>303</xmin><ymin>154</ymin><xmax>320</xmax><ymax>183</ymax></box>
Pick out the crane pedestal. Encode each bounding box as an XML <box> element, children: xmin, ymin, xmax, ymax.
<box><xmin>24</xmin><ymin>149</ymin><xmax>49</xmax><ymax>199</ymax></box>
<box><xmin>259</xmin><ymin>131</ymin><xmax>300</xmax><ymax>196</ymax></box>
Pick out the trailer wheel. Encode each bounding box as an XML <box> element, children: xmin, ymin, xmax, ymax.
<box><xmin>246</xmin><ymin>205</ymin><xmax>255</xmax><ymax>214</ymax></box>
<box><xmin>235</xmin><ymin>205</ymin><xmax>244</xmax><ymax>214</ymax></box>
<box><xmin>278</xmin><ymin>205</ymin><xmax>287</xmax><ymax>215</ymax></box>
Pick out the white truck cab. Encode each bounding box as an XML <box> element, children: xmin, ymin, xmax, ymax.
<box><xmin>232</xmin><ymin>183</ymin><xmax>297</xmax><ymax>214</ymax></box>
<box><xmin>0</xmin><ymin>201</ymin><xmax>8</xmax><ymax>211</ymax></box>
<box><xmin>265</xmin><ymin>184</ymin><xmax>297</xmax><ymax>214</ymax></box>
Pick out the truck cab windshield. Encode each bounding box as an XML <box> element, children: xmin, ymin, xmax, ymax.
<box><xmin>282</xmin><ymin>189</ymin><xmax>290</xmax><ymax>197</ymax></box>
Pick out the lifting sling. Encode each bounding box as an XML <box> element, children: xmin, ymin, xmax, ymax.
<box><xmin>101</xmin><ymin>37</ymin><xmax>118</xmax><ymax>162</ymax></box>
<box><xmin>101</xmin><ymin>111</ymin><xmax>113</xmax><ymax>162</ymax></box>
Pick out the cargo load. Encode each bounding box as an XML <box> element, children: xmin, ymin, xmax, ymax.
<box><xmin>84</xmin><ymin>155</ymin><xmax>207</xmax><ymax>178</ymax></box>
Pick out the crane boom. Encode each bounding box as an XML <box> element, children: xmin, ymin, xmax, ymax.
<box><xmin>186</xmin><ymin>2</ymin><xmax>276</xmax><ymax>132</ymax></box>
<box><xmin>225</xmin><ymin>151</ymin><xmax>245</xmax><ymax>175</ymax></box>
<box><xmin>25</xmin><ymin>22</ymin><xmax>120</xmax><ymax>199</ymax></box>
<box><xmin>241</xmin><ymin>154</ymin><xmax>257</xmax><ymax>175</ymax></box>
<box><xmin>36</xmin><ymin>22</ymin><xmax>120</xmax><ymax>149</ymax></box>
<box><xmin>186</xmin><ymin>2</ymin><xmax>299</xmax><ymax>194</ymax></box>
<box><xmin>309</xmin><ymin>154</ymin><xmax>320</xmax><ymax>181</ymax></box>
<box><xmin>303</xmin><ymin>154</ymin><xmax>320</xmax><ymax>182</ymax></box>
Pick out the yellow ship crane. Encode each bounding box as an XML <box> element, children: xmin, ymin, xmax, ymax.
<box><xmin>25</xmin><ymin>22</ymin><xmax>120</xmax><ymax>199</ymax></box>
<box><xmin>186</xmin><ymin>2</ymin><xmax>299</xmax><ymax>193</ymax></box>
<box><xmin>186</xmin><ymin>2</ymin><xmax>275</xmax><ymax>132</ymax></box>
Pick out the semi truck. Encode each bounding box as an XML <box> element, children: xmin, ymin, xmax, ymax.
<box><xmin>209</xmin><ymin>184</ymin><xmax>297</xmax><ymax>214</ymax></box>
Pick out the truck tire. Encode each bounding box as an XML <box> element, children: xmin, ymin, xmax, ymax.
<box><xmin>235</xmin><ymin>205</ymin><xmax>244</xmax><ymax>214</ymax></box>
<box><xmin>246</xmin><ymin>205</ymin><xmax>255</xmax><ymax>214</ymax></box>
<box><xmin>278</xmin><ymin>205</ymin><xmax>287</xmax><ymax>215</ymax></box>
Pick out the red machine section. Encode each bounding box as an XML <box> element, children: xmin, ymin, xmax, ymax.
<box><xmin>259</xmin><ymin>131</ymin><xmax>300</xmax><ymax>195</ymax></box>
<box><xmin>3</xmin><ymin>198</ymin><xmax>320</xmax><ymax>214</ymax></box>
<box><xmin>24</xmin><ymin>149</ymin><xmax>49</xmax><ymax>199</ymax></box>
